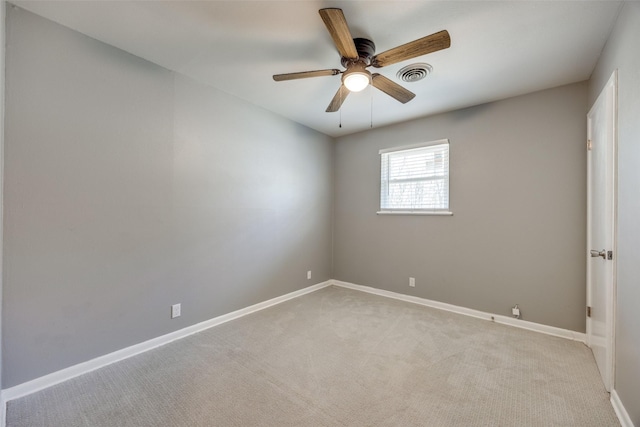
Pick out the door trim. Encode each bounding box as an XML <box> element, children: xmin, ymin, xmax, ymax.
<box><xmin>586</xmin><ymin>69</ymin><xmax>617</xmax><ymax>392</ymax></box>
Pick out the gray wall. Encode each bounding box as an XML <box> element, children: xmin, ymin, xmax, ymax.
<box><xmin>589</xmin><ymin>2</ymin><xmax>640</xmax><ymax>423</ymax></box>
<box><xmin>3</xmin><ymin>7</ymin><xmax>333</xmax><ymax>388</ymax></box>
<box><xmin>334</xmin><ymin>83</ymin><xmax>588</xmax><ymax>332</ymax></box>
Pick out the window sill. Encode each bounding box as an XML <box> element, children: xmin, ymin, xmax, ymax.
<box><xmin>377</xmin><ymin>211</ymin><xmax>453</xmax><ymax>216</ymax></box>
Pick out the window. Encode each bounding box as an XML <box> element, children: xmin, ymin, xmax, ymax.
<box><xmin>379</xmin><ymin>140</ymin><xmax>451</xmax><ymax>215</ymax></box>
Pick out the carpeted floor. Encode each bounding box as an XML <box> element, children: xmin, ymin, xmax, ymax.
<box><xmin>7</xmin><ymin>286</ymin><xmax>619</xmax><ymax>426</ymax></box>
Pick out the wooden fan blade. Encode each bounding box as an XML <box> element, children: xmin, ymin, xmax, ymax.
<box><xmin>326</xmin><ymin>85</ymin><xmax>350</xmax><ymax>112</ymax></box>
<box><xmin>372</xmin><ymin>30</ymin><xmax>450</xmax><ymax>68</ymax></box>
<box><xmin>319</xmin><ymin>8</ymin><xmax>358</xmax><ymax>60</ymax></box>
<box><xmin>273</xmin><ymin>69</ymin><xmax>341</xmax><ymax>81</ymax></box>
<box><xmin>371</xmin><ymin>74</ymin><xmax>415</xmax><ymax>104</ymax></box>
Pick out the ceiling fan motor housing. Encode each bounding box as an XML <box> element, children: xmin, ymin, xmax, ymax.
<box><xmin>341</xmin><ymin>38</ymin><xmax>376</xmax><ymax>67</ymax></box>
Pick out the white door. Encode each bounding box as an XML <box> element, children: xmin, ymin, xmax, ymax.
<box><xmin>586</xmin><ymin>70</ymin><xmax>617</xmax><ymax>392</ymax></box>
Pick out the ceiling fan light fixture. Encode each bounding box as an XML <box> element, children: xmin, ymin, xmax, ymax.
<box><xmin>344</xmin><ymin>72</ymin><xmax>370</xmax><ymax>92</ymax></box>
<box><xmin>342</xmin><ymin>66</ymin><xmax>371</xmax><ymax>92</ymax></box>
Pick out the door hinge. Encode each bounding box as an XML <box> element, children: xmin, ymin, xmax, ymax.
<box><xmin>607</xmin><ymin>250</ymin><xmax>613</xmax><ymax>260</ymax></box>
<box><xmin>587</xmin><ymin>139</ymin><xmax>592</xmax><ymax>151</ymax></box>
<box><xmin>587</xmin><ymin>306</ymin><xmax>592</xmax><ymax>317</ymax></box>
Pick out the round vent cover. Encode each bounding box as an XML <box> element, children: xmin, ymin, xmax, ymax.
<box><xmin>396</xmin><ymin>63</ymin><xmax>433</xmax><ymax>83</ymax></box>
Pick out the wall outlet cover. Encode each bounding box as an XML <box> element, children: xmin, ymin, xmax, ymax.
<box><xmin>171</xmin><ymin>303</ymin><xmax>181</xmax><ymax>318</ymax></box>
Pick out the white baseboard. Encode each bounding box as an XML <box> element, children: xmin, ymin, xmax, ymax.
<box><xmin>2</xmin><ymin>280</ymin><xmax>332</xmax><ymax>404</ymax></box>
<box><xmin>331</xmin><ymin>280</ymin><xmax>587</xmax><ymax>343</ymax></box>
<box><xmin>611</xmin><ymin>389</ymin><xmax>635</xmax><ymax>427</ymax></box>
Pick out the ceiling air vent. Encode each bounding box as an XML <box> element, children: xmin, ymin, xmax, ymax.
<box><xmin>396</xmin><ymin>63</ymin><xmax>433</xmax><ymax>83</ymax></box>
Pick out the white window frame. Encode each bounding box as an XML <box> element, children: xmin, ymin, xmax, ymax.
<box><xmin>378</xmin><ymin>139</ymin><xmax>453</xmax><ymax>216</ymax></box>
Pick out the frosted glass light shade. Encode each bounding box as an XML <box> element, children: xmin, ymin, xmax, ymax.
<box><xmin>343</xmin><ymin>72</ymin><xmax>370</xmax><ymax>92</ymax></box>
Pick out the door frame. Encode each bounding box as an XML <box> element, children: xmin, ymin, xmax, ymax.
<box><xmin>586</xmin><ymin>69</ymin><xmax>617</xmax><ymax>392</ymax></box>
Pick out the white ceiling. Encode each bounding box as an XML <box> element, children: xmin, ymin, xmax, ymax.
<box><xmin>14</xmin><ymin>1</ymin><xmax>622</xmax><ymax>137</ymax></box>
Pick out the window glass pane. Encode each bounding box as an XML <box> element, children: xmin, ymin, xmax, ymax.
<box><xmin>388</xmin><ymin>179</ymin><xmax>447</xmax><ymax>209</ymax></box>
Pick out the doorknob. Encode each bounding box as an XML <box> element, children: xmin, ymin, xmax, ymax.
<box><xmin>590</xmin><ymin>249</ymin><xmax>606</xmax><ymax>259</ymax></box>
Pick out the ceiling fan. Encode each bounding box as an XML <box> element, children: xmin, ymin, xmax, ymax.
<box><xmin>273</xmin><ymin>8</ymin><xmax>451</xmax><ymax>112</ymax></box>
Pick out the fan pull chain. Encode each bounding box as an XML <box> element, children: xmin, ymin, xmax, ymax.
<box><xmin>370</xmin><ymin>85</ymin><xmax>374</xmax><ymax>128</ymax></box>
<box><xmin>339</xmin><ymin>88</ymin><xmax>343</xmax><ymax>128</ymax></box>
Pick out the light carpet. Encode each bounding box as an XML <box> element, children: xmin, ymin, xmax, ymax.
<box><xmin>7</xmin><ymin>286</ymin><xmax>619</xmax><ymax>426</ymax></box>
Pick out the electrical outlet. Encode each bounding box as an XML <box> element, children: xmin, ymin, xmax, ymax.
<box><xmin>307</xmin><ymin>270</ymin><xmax>312</xmax><ymax>280</ymax></box>
<box><xmin>409</xmin><ymin>277</ymin><xmax>415</xmax><ymax>287</ymax></box>
<box><xmin>512</xmin><ymin>304</ymin><xmax>520</xmax><ymax>318</ymax></box>
<box><xmin>171</xmin><ymin>303</ymin><xmax>181</xmax><ymax>319</ymax></box>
